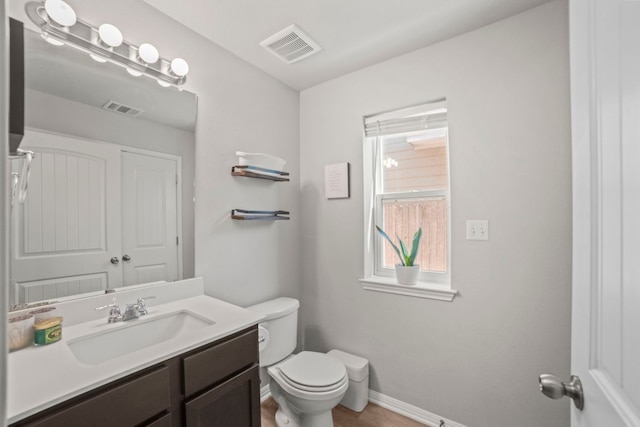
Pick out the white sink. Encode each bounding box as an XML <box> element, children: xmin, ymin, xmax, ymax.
<box><xmin>67</xmin><ymin>311</ymin><xmax>215</xmax><ymax>365</ymax></box>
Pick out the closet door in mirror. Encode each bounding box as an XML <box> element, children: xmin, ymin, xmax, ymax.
<box><xmin>121</xmin><ymin>151</ymin><xmax>179</xmax><ymax>286</ymax></box>
<box><xmin>10</xmin><ymin>130</ymin><xmax>122</xmax><ymax>303</ymax></box>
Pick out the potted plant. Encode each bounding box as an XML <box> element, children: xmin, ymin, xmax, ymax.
<box><xmin>376</xmin><ymin>226</ymin><xmax>422</xmax><ymax>285</ymax></box>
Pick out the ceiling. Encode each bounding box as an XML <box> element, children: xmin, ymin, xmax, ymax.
<box><xmin>143</xmin><ymin>0</ymin><xmax>553</xmax><ymax>90</ymax></box>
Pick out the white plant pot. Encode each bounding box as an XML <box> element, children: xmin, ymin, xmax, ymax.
<box><xmin>395</xmin><ymin>265</ymin><xmax>420</xmax><ymax>285</ymax></box>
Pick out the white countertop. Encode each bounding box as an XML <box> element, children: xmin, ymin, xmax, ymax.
<box><xmin>7</xmin><ymin>292</ymin><xmax>264</xmax><ymax>424</ymax></box>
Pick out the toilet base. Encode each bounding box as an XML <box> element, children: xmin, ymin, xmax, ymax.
<box><xmin>270</xmin><ymin>378</ymin><xmax>340</xmax><ymax>427</ymax></box>
<box><xmin>274</xmin><ymin>407</ymin><xmax>334</xmax><ymax>427</ymax></box>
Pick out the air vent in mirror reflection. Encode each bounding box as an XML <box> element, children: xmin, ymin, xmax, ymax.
<box><xmin>102</xmin><ymin>100</ymin><xmax>144</xmax><ymax>117</ymax></box>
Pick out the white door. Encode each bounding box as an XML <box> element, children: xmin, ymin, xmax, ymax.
<box><xmin>10</xmin><ymin>130</ymin><xmax>122</xmax><ymax>303</ymax></box>
<box><xmin>564</xmin><ymin>0</ymin><xmax>640</xmax><ymax>425</ymax></box>
<box><xmin>121</xmin><ymin>151</ymin><xmax>178</xmax><ymax>286</ymax></box>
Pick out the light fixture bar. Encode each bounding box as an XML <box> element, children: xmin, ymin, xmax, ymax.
<box><xmin>25</xmin><ymin>1</ymin><xmax>187</xmax><ymax>87</ymax></box>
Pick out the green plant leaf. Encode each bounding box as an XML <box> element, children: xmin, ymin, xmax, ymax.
<box><xmin>397</xmin><ymin>237</ymin><xmax>412</xmax><ymax>266</ymax></box>
<box><xmin>375</xmin><ymin>225</ymin><xmax>404</xmax><ymax>265</ymax></box>
<box><xmin>409</xmin><ymin>228</ymin><xmax>422</xmax><ymax>266</ymax></box>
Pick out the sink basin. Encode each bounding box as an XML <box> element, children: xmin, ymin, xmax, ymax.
<box><xmin>67</xmin><ymin>311</ymin><xmax>215</xmax><ymax>365</ymax></box>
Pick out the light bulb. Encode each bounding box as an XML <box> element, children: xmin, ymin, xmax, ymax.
<box><xmin>138</xmin><ymin>43</ymin><xmax>159</xmax><ymax>64</ymax></box>
<box><xmin>126</xmin><ymin>68</ymin><xmax>142</xmax><ymax>77</ymax></box>
<box><xmin>44</xmin><ymin>0</ymin><xmax>77</xmax><ymax>27</ymax></box>
<box><xmin>98</xmin><ymin>24</ymin><xmax>123</xmax><ymax>48</ymax></box>
<box><xmin>41</xmin><ymin>34</ymin><xmax>64</xmax><ymax>46</ymax></box>
<box><xmin>89</xmin><ymin>53</ymin><xmax>107</xmax><ymax>63</ymax></box>
<box><xmin>157</xmin><ymin>79</ymin><xmax>171</xmax><ymax>88</ymax></box>
<box><xmin>170</xmin><ymin>58</ymin><xmax>189</xmax><ymax>77</ymax></box>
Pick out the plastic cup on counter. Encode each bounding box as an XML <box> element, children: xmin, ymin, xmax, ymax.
<box><xmin>8</xmin><ymin>314</ymin><xmax>35</xmax><ymax>352</ymax></box>
<box><xmin>29</xmin><ymin>306</ymin><xmax>57</xmax><ymax>323</ymax></box>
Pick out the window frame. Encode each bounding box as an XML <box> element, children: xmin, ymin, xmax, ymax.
<box><xmin>373</xmin><ymin>190</ymin><xmax>451</xmax><ymax>285</ymax></box>
<box><xmin>361</xmin><ymin>101</ymin><xmax>456</xmax><ymax>301</ymax></box>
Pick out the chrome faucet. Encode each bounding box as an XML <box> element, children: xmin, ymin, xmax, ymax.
<box><xmin>95</xmin><ymin>296</ymin><xmax>156</xmax><ymax>323</ymax></box>
<box><xmin>135</xmin><ymin>296</ymin><xmax>155</xmax><ymax>316</ymax></box>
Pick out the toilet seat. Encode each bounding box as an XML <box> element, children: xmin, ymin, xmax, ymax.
<box><xmin>277</xmin><ymin>351</ymin><xmax>347</xmax><ymax>392</ymax></box>
<box><xmin>268</xmin><ymin>351</ymin><xmax>349</xmax><ymax>400</ymax></box>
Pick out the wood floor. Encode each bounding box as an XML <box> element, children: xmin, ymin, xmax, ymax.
<box><xmin>261</xmin><ymin>398</ymin><xmax>427</xmax><ymax>427</ymax></box>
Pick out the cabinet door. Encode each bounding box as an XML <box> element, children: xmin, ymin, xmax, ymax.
<box><xmin>185</xmin><ymin>365</ymin><xmax>260</xmax><ymax>427</ymax></box>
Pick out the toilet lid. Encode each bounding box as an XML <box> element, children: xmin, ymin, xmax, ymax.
<box><xmin>278</xmin><ymin>351</ymin><xmax>347</xmax><ymax>389</ymax></box>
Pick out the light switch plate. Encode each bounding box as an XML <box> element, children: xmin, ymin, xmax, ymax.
<box><xmin>466</xmin><ymin>220</ymin><xmax>489</xmax><ymax>240</ymax></box>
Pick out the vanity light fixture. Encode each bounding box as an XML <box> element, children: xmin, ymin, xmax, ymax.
<box><xmin>89</xmin><ymin>53</ymin><xmax>108</xmax><ymax>63</ymax></box>
<box><xmin>26</xmin><ymin>0</ymin><xmax>189</xmax><ymax>88</ymax></box>
<box><xmin>126</xmin><ymin>68</ymin><xmax>143</xmax><ymax>77</ymax></box>
<box><xmin>137</xmin><ymin>43</ymin><xmax>159</xmax><ymax>64</ymax></box>
<box><xmin>170</xmin><ymin>58</ymin><xmax>189</xmax><ymax>77</ymax></box>
<box><xmin>44</xmin><ymin>0</ymin><xmax>76</xmax><ymax>27</ymax></box>
<box><xmin>97</xmin><ymin>24</ymin><xmax>123</xmax><ymax>48</ymax></box>
<box><xmin>41</xmin><ymin>33</ymin><xmax>64</xmax><ymax>46</ymax></box>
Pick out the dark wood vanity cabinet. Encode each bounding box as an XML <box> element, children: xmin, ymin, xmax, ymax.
<box><xmin>11</xmin><ymin>326</ymin><xmax>260</xmax><ymax>427</ymax></box>
<box><xmin>184</xmin><ymin>367</ymin><xmax>260</xmax><ymax>427</ymax></box>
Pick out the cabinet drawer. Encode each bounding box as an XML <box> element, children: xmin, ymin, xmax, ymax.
<box><xmin>185</xmin><ymin>365</ymin><xmax>260</xmax><ymax>427</ymax></box>
<box><xmin>183</xmin><ymin>328</ymin><xmax>258</xmax><ymax>398</ymax></box>
<box><xmin>18</xmin><ymin>366</ymin><xmax>171</xmax><ymax>427</ymax></box>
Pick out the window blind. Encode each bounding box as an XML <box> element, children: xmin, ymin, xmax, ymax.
<box><xmin>364</xmin><ymin>100</ymin><xmax>447</xmax><ymax>138</ymax></box>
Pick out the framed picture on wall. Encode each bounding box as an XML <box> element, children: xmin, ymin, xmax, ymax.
<box><xmin>324</xmin><ymin>162</ymin><xmax>350</xmax><ymax>199</ymax></box>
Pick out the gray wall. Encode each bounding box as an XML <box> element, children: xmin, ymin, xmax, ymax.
<box><xmin>298</xmin><ymin>2</ymin><xmax>571</xmax><ymax>426</ymax></box>
<box><xmin>24</xmin><ymin>88</ymin><xmax>196</xmax><ymax>279</ymax></box>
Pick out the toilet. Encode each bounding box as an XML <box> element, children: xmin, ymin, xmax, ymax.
<box><xmin>248</xmin><ymin>297</ymin><xmax>349</xmax><ymax>427</ymax></box>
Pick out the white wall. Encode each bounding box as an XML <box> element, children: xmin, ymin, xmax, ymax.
<box><xmin>299</xmin><ymin>2</ymin><xmax>571</xmax><ymax>426</ymax></box>
<box><xmin>8</xmin><ymin>0</ymin><xmax>300</xmax><ymax>304</ymax></box>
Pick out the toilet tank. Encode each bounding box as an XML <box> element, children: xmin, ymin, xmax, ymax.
<box><xmin>247</xmin><ymin>297</ymin><xmax>299</xmax><ymax>366</ymax></box>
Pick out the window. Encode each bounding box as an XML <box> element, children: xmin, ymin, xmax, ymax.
<box><xmin>361</xmin><ymin>100</ymin><xmax>456</xmax><ymax>300</ymax></box>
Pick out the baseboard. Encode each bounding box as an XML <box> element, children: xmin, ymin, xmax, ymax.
<box><xmin>260</xmin><ymin>384</ymin><xmax>272</xmax><ymax>403</ymax></box>
<box><xmin>368</xmin><ymin>390</ymin><xmax>467</xmax><ymax>427</ymax></box>
<box><xmin>260</xmin><ymin>384</ymin><xmax>465</xmax><ymax>427</ymax></box>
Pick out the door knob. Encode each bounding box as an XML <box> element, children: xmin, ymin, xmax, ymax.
<box><xmin>122</xmin><ymin>254</ymin><xmax>131</xmax><ymax>262</ymax></box>
<box><xmin>110</xmin><ymin>257</ymin><xmax>120</xmax><ymax>265</ymax></box>
<box><xmin>539</xmin><ymin>374</ymin><xmax>584</xmax><ymax>410</ymax></box>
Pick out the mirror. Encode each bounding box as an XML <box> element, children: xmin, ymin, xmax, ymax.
<box><xmin>9</xmin><ymin>28</ymin><xmax>197</xmax><ymax>307</ymax></box>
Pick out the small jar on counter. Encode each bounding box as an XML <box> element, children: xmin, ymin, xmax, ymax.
<box><xmin>33</xmin><ymin>316</ymin><xmax>63</xmax><ymax>346</ymax></box>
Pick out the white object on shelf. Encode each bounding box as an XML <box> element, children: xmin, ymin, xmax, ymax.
<box><xmin>236</xmin><ymin>151</ymin><xmax>286</xmax><ymax>171</ymax></box>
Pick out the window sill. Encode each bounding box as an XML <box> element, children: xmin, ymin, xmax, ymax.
<box><xmin>359</xmin><ymin>276</ymin><xmax>458</xmax><ymax>302</ymax></box>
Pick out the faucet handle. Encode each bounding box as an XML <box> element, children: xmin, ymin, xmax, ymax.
<box><xmin>136</xmin><ymin>296</ymin><xmax>156</xmax><ymax>315</ymax></box>
<box><xmin>95</xmin><ymin>301</ymin><xmax>119</xmax><ymax>312</ymax></box>
<box><xmin>95</xmin><ymin>301</ymin><xmax>121</xmax><ymax>323</ymax></box>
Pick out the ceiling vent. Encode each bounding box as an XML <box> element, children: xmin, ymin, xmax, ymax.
<box><xmin>102</xmin><ymin>100</ymin><xmax>144</xmax><ymax>118</ymax></box>
<box><xmin>260</xmin><ymin>24</ymin><xmax>322</xmax><ymax>64</ymax></box>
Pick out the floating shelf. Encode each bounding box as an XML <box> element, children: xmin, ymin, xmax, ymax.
<box><xmin>231</xmin><ymin>209</ymin><xmax>290</xmax><ymax>221</ymax></box>
<box><xmin>231</xmin><ymin>165</ymin><xmax>290</xmax><ymax>182</ymax></box>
